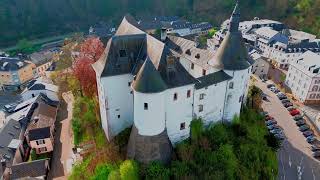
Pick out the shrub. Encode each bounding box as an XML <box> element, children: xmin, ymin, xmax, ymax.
<box><xmin>90</xmin><ymin>163</ymin><xmax>115</xmax><ymax>180</ymax></box>
<box><xmin>119</xmin><ymin>160</ymin><xmax>139</xmax><ymax>180</ymax></box>
<box><xmin>190</xmin><ymin>118</ymin><xmax>203</xmax><ymax>144</ymax></box>
<box><xmin>145</xmin><ymin>162</ymin><xmax>170</xmax><ymax>180</ymax></box>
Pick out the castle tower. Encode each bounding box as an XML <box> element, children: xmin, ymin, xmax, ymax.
<box><xmin>127</xmin><ymin>57</ymin><xmax>172</xmax><ymax>164</ymax></box>
<box><xmin>209</xmin><ymin>0</ymin><xmax>252</xmax><ymax>121</ymax></box>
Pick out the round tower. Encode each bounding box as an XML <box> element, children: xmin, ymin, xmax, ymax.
<box><xmin>127</xmin><ymin>57</ymin><xmax>172</xmax><ymax>164</ymax></box>
<box><xmin>209</xmin><ymin>0</ymin><xmax>252</xmax><ymax>121</ymax></box>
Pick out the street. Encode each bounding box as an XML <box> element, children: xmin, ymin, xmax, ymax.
<box><xmin>254</xmin><ymin>78</ymin><xmax>320</xmax><ymax>179</ymax></box>
<box><xmin>48</xmin><ymin>92</ymin><xmax>75</xmax><ymax>180</ymax></box>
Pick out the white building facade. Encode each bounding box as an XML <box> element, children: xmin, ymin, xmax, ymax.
<box><xmin>285</xmin><ymin>51</ymin><xmax>320</xmax><ymax>104</ymax></box>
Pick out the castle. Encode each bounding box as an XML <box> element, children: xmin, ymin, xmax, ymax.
<box><xmin>93</xmin><ymin>1</ymin><xmax>253</xmax><ymax>164</ymax></box>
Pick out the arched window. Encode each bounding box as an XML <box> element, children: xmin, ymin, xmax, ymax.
<box><xmin>312</xmin><ymin>85</ymin><xmax>318</xmax><ymax>92</ymax></box>
<box><xmin>229</xmin><ymin>82</ymin><xmax>234</xmax><ymax>89</ymax></box>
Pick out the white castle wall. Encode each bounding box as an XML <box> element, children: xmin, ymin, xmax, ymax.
<box><xmin>223</xmin><ymin>68</ymin><xmax>251</xmax><ymax>120</ymax></box>
<box><xmin>134</xmin><ymin>91</ymin><xmax>166</xmax><ymax>136</ymax></box>
<box><xmin>193</xmin><ymin>80</ymin><xmax>228</xmax><ymax>125</ymax></box>
<box><xmin>165</xmin><ymin>85</ymin><xmax>194</xmax><ymax>144</ymax></box>
<box><xmin>100</xmin><ymin>74</ymin><xmax>134</xmax><ymax>139</ymax></box>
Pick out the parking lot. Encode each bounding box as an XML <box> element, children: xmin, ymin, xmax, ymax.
<box><xmin>254</xmin><ymin>78</ymin><xmax>320</xmax><ymax>179</ymax></box>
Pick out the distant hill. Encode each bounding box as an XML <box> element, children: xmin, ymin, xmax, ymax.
<box><xmin>0</xmin><ymin>0</ymin><xmax>318</xmax><ymax>47</ymax></box>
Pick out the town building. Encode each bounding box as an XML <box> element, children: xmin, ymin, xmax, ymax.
<box><xmin>9</xmin><ymin>159</ymin><xmax>50</xmax><ymax>180</ymax></box>
<box><xmin>0</xmin><ymin>119</ymin><xmax>30</xmax><ymax>179</ymax></box>
<box><xmin>93</xmin><ymin>1</ymin><xmax>252</xmax><ymax>164</ymax></box>
<box><xmin>21</xmin><ymin>79</ymin><xmax>59</xmax><ymax>101</ymax></box>
<box><xmin>25</xmin><ymin>102</ymin><xmax>57</xmax><ymax>154</ymax></box>
<box><xmin>29</xmin><ymin>48</ymin><xmax>58</xmax><ymax>77</ymax></box>
<box><xmin>285</xmin><ymin>51</ymin><xmax>320</xmax><ymax>104</ymax></box>
<box><xmin>0</xmin><ymin>57</ymin><xmax>35</xmax><ymax>91</ymax></box>
<box><xmin>250</xmin><ymin>52</ymin><xmax>270</xmax><ymax>80</ymax></box>
<box><xmin>137</xmin><ymin>16</ymin><xmax>213</xmax><ymax>37</ymax></box>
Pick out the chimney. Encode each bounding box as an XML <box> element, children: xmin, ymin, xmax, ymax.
<box><xmin>194</xmin><ymin>36</ymin><xmax>200</xmax><ymax>48</ymax></box>
<box><xmin>161</xmin><ymin>28</ymin><xmax>167</xmax><ymax>41</ymax></box>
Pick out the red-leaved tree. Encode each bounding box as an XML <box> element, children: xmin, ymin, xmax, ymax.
<box><xmin>73</xmin><ymin>37</ymin><xmax>104</xmax><ymax>97</ymax></box>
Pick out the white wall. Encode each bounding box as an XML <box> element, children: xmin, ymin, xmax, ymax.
<box><xmin>134</xmin><ymin>91</ymin><xmax>166</xmax><ymax>136</ymax></box>
<box><xmin>223</xmin><ymin>68</ymin><xmax>251</xmax><ymax>121</ymax></box>
<box><xmin>193</xmin><ymin>81</ymin><xmax>227</xmax><ymax>125</ymax></box>
<box><xmin>165</xmin><ymin>85</ymin><xmax>194</xmax><ymax>144</ymax></box>
<box><xmin>100</xmin><ymin>74</ymin><xmax>134</xmax><ymax>139</ymax></box>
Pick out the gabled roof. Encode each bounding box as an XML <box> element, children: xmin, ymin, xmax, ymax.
<box><xmin>195</xmin><ymin>70</ymin><xmax>232</xmax><ymax>89</ymax></box>
<box><xmin>28</xmin><ymin>127</ymin><xmax>51</xmax><ymax>141</ymax></box>
<box><xmin>132</xmin><ymin>57</ymin><xmax>167</xmax><ymax>93</ymax></box>
<box><xmin>209</xmin><ymin>1</ymin><xmax>251</xmax><ymax>71</ymax></box>
<box><xmin>11</xmin><ymin>159</ymin><xmax>49</xmax><ymax>179</ymax></box>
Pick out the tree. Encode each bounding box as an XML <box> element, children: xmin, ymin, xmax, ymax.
<box><xmin>208</xmin><ymin>28</ymin><xmax>217</xmax><ymax>38</ymax></box>
<box><xmin>73</xmin><ymin>56</ymin><xmax>97</xmax><ymax>97</ymax></box>
<box><xmin>80</xmin><ymin>37</ymin><xmax>104</xmax><ymax>62</ymax></box>
<box><xmin>91</xmin><ymin>163</ymin><xmax>115</xmax><ymax>180</ymax></box>
<box><xmin>16</xmin><ymin>38</ymin><xmax>34</xmax><ymax>54</ymax></box>
<box><xmin>119</xmin><ymin>160</ymin><xmax>139</xmax><ymax>180</ymax></box>
<box><xmin>145</xmin><ymin>162</ymin><xmax>170</xmax><ymax>180</ymax></box>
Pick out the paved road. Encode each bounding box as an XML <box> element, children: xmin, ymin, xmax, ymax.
<box><xmin>254</xmin><ymin>78</ymin><xmax>320</xmax><ymax>179</ymax></box>
<box><xmin>48</xmin><ymin>92</ymin><xmax>75</xmax><ymax>180</ymax></box>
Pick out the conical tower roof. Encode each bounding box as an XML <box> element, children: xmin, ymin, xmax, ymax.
<box><xmin>210</xmin><ymin>0</ymin><xmax>251</xmax><ymax>70</ymax></box>
<box><xmin>132</xmin><ymin>57</ymin><xmax>167</xmax><ymax>93</ymax></box>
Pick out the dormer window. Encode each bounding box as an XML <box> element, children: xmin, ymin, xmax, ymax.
<box><xmin>229</xmin><ymin>82</ymin><xmax>234</xmax><ymax>89</ymax></box>
<box><xmin>185</xmin><ymin>49</ymin><xmax>191</xmax><ymax>55</ymax></box>
<box><xmin>195</xmin><ymin>54</ymin><xmax>200</xmax><ymax>59</ymax></box>
<box><xmin>191</xmin><ymin>63</ymin><xmax>194</xmax><ymax>70</ymax></box>
<box><xmin>119</xmin><ymin>50</ymin><xmax>127</xmax><ymax>57</ymax></box>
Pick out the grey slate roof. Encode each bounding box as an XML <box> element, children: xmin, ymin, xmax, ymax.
<box><xmin>28</xmin><ymin>127</ymin><xmax>51</xmax><ymax>141</ymax></box>
<box><xmin>11</xmin><ymin>159</ymin><xmax>49</xmax><ymax>179</ymax></box>
<box><xmin>195</xmin><ymin>70</ymin><xmax>232</xmax><ymax>89</ymax></box>
<box><xmin>0</xmin><ymin>57</ymin><xmax>28</xmax><ymax>72</ymax></box>
<box><xmin>0</xmin><ymin>119</ymin><xmax>23</xmax><ymax>167</ymax></box>
<box><xmin>211</xmin><ymin>1</ymin><xmax>252</xmax><ymax>71</ymax></box>
<box><xmin>127</xmin><ymin>125</ymin><xmax>172</xmax><ymax>164</ymax></box>
<box><xmin>132</xmin><ymin>57</ymin><xmax>167</xmax><ymax>93</ymax></box>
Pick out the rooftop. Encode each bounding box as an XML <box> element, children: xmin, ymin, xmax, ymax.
<box><xmin>11</xmin><ymin>159</ymin><xmax>49</xmax><ymax>179</ymax></box>
<box><xmin>0</xmin><ymin>57</ymin><xmax>29</xmax><ymax>72</ymax></box>
<box><xmin>255</xmin><ymin>27</ymin><xmax>279</xmax><ymax>40</ymax></box>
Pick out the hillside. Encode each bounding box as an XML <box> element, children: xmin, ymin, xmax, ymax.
<box><xmin>0</xmin><ymin>0</ymin><xmax>319</xmax><ymax>47</ymax></box>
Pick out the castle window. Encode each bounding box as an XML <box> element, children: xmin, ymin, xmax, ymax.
<box><xmin>118</xmin><ymin>115</ymin><xmax>121</xmax><ymax>119</ymax></box>
<box><xmin>202</xmin><ymin>69</ymin><xmax>206</xmax><ymax>76</ymax></box>
<box><xmin>174</xmin><ymin>93</ymin><xmax>178</xmax><ymax>101</ymax></box>
<box><xmin>187</xmin><ymin>90</ymin><xmax>191</xmax><ymax>98</ymax></box>
<box><xmin>191</xmin><ymin>63</ymin><xmax>194</xmax><ymax>70</ymax></box>
<box><xmin>128</xmin><ymin>82</ymin><xmax>131</xmax><ymax>86</ymax></box>
<box><xmin>229</xmin><ymin>82</ymin><xmax>234</xmax><ymax>89</ymax></box>
<box><xmin>199</xmin><ymin>105</ymin><xmax>203</xmax><ymax>112</ymax></box>
<box><xmin>119</xmin><ymin>50</ymin><xmax>127</xmax><ymax>57</ymax></box>
<box><xmin>144</xmin><ymin>103</ymin><xmax>148</xmax><ymax>110</ymax></box>
<box><xmin>180</xmin><ymin>122</ymin><xmax>186</xmax><ymax>130</ymax></box>
<box><xmin>199</xmin><ymin>93</ymin><xmax>205</xmax><ymax>100</ymax></box>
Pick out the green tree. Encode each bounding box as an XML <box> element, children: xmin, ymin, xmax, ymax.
<box><xmin>91</xmin><ymin>163</ymin><xmax>115</xmax><ymax>180</ymax></box>
<box><xmin>119</xmin><ymin>160</ymin><xmax>139</xmax><ymax>180</ymax></box>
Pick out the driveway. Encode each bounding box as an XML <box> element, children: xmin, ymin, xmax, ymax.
<box><xmin>254</xmin><ymin>78</ymin><xmax>320</xmax><ymax>179</ymax></box>
<box><xmin>48</xmin><ymin>92</ymin><xmax>75</xmax><ymax>180</ymax></box>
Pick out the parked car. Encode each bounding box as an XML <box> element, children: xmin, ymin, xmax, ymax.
<box><xmin>281</xmin><ymin>99</ymin><xmax>290</xmax><ymax>104</ymax></box>
<box><xmin>265</xmin><ymin>120</ymin><xmax>277</xmax><ymax>126</ymax></box>
<box><xmin>299</xmin><ymin>124</ymin><xmax>310</xmax><ymax>132</ymax></box>
<box><xmin>267</xmin><ymin>84</ymin><xmax>275</xmax><ymax>88</ymax></box>
<box><xmin>278</xmin><ymin>95</ymin><xmax>287</xmax><ymax>100</ymax></box>
<box><xmin>293</xmin><ymin>115</ymin><xmax>303</xmax><ymax>121</ymax></box>
<box><xmin>311</xmin><ymin>145</ymin><xmax>320</xmax><ymax>152</ymax></box>
<box><xmin>273</xmin><ymin>89</ymin><xmax>280</xmax><ymax>93</ymax></box>
<box><xmin>287</xmin><ymin>107</ymin><xmax>296</xmax><ymax>112</ymax></box>
<box><xmin>313</xmin><ymin>151</ymin><xmax>320</xmax><ymax>158</ymax></box>
<box><xmin>306</xmin><ymin>136</ymin><xmax>316</xmax><ymax>143</ymax></box>
<box><xmin>267</xmin><ymin>124</ymin><xmax>281</xmax><ymax>130</ymax></box>
<box><xmin>296</xmin><ymin>119</ymin><xmax>305</xmax><ymax>126</ymax></box>
<box><xmin>274</xmin><ymin>133</ymin><xmax>285</xmax><ymax>140</ymax></box>
<box><xmin>303</xmin><ymin>130</ymin><xmax>313</xmax><ymax>137</ymax></box>
<box><xmin>260</xmin><ymin>111</ymin><xmax>269</xmax><ymax>116</ymax></box>
<box><xmin>290</xmin><ymin>109</ymin><xmax>300</xmax><ymax>116</ymax></box>
<box><xmin>265</xmin><ymin>115</ymin><xmax>274</xmax><ymax>121</ymax></box>
<box><xmin>270</xmin><ymin>129</ymin><xmax>282</xmax><ymax>134</ymax></box>
<box><xmin>284</xmin><ymin>102</ymin><xmax>293</xmax><ymax>108</ymax></box>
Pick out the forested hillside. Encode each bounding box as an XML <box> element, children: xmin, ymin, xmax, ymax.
<box><xmin>0</xmin><ymin>0</ymin><xmax>319</xmax><ymax>47</ymax></box>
